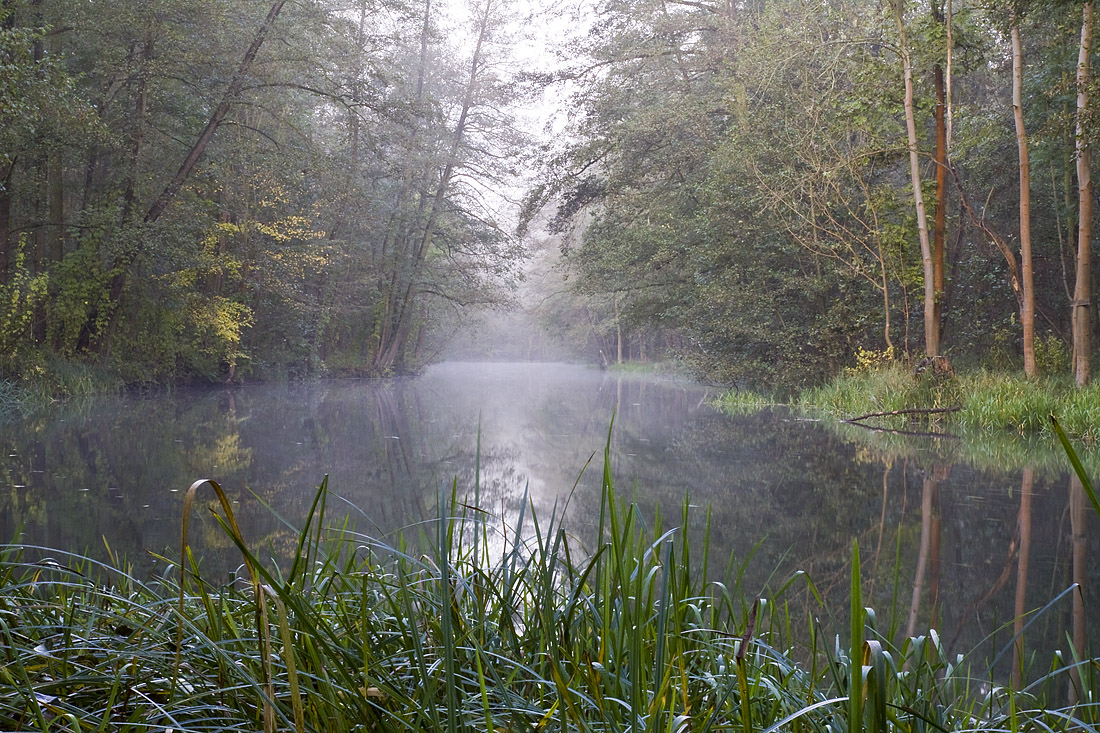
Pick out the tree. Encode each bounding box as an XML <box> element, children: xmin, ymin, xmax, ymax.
<box><xmin>891</xmin><ymin>0</ymin><xmax>938</xmax><ymax>358</ymax></box>
<box><xmin>1073</xmin><ymin>0</ymin><xmax>1092</xmax><ymax>386</ymax></box>
<box><xmin>932</xmin><ymin>0</ymin><xmax>948</xmax><ymax>352</ymax></box>
<box><xmin>1010</xmin><ymin>4</ymin><xmax>1037</xmax><ymax>377</ymax></box>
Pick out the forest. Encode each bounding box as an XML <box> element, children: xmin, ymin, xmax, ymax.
<box><xmin>1</xmin><ymin>0</ymin><xmax>529</xmax><ymax>387</ymax></box>
<box><xmin>2</xmin><ymin>0</ymin><xmax>1100</xmax><ymax>391</ymax></box>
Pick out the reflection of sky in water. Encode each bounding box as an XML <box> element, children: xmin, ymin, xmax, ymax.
<box><xmin>0</xmin><ymin>361</ymin><xmax>1095</xmax><ymax>688</ymax></box>
<box><xmin>412</xmin><ymin>362</ymin><xmax>719</xmax><ymax>549</ymax></box>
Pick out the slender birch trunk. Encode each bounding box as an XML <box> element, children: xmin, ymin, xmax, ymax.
<box><xmin>892</xmin><ymin>0</ymin><xmax>938</xmax><ymax>357</ymax></box>
<box><xmin>1073</xmin><ymin>1</ymin><xmax>1093</xmax><ymax>385</ymax></box>
<box><xmin>1012</xmin><ymin>12</ymin><xmax>1037</xmax><ymax>377</ymax></box>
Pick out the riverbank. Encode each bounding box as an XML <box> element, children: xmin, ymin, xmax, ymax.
<box><xmin>717</xmin><ymin>364</ymin><xmax>1100</xmax><ymax>443</ymax></box>
<box><xmin>0</xmin><ymin>357</ymin><xmax>125</xmax><ymax>418</ymax></box>
<box><xmin>2</xmin><ymin>467</ymin><xmax>1096</xmax><ymax>732</ymax></box>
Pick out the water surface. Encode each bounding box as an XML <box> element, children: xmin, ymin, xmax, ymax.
<box><xmin>0</xmin><ymin>361</ymin><xmax>1094</xmax><ymax>685</ymax></box>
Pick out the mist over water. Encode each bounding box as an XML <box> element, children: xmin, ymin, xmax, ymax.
<box><xmin>0</xmin><ymin>361</ymin><xmax>1095</xmax><ymax>684</ymax></box>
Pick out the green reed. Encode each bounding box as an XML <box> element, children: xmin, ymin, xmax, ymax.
<box><xmin>792</xmin><ymin>365</ymin><xmax>1100</xmax><ymax>442</ymax></box>
<box><xmin>0</xmin><ymin>430</ymin><xmax>1097</xmax><ymax>731</ymax></box>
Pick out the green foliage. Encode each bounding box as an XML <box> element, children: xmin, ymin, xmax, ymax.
<box><xmin>0</xmin><ymin>0</ymin><xmax>525</xmax><ymax>387</ymax></box>
<box><xmin>44</xmin><ymin>247</ymin><xmax>114</xmax><ymax>356</ymax></box>
<box><xmin>1034</xmin><ymin>332</ymin><xmax>1071</xmax><ymax>375</ymax></box>
<box><xmin>799</xmin><ymin>361</ymin><xmax>962</xmax><ymax>417</ymax></box>
<box><xmin>846</xmin><ymin>346</ymin><xmax>898</xmax><ymax>375</ymax></box>
<box><xmin>0</xmin><ymin>10</ymin><xmax>95</xmax><ymax>160</ymax></box>
<box><xmin>1050</xmin><ymin>414</ymin><xmax>1100</xmax><ymax>521</ymax></box>
<box><xmin>16</xmin><ymin>353</ymin><xmax>123</xmax><ymax>399</ymax></box>
<box><xmin>531</xmin><ymin>0</ymin><xmax>1100</xmax><ymax>388</ymax></box>
<box><xmin>0</xmin><ymin>237</ymin><xmax>48</xmax><ymax>363</ymax></box>
<box><xmin>711</xmin><ymin>389</ymin><xmax>780</xmax><ymax>414</ymax></box>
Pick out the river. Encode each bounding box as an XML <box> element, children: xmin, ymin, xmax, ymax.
<box><xmin>0</xmin><ymin>361</ymin><xmax>1095</xmax><ymax>688</ymax></box>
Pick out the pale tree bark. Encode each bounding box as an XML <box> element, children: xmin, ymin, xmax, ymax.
<box><xmin>932</xmin><ymin>2</ymin><xmax>949</xmax><ymax>349</ymax></box>
<box><xmin>1012</xmin><ymin>11</ymin><xmax>1037</xmax><ymax>377</ymax></box>
<box><xmin>1074</xmin><ymin>1</ymin><xmax>1093</xmax><ymax>386</ymax></box>
<box><xmin>892</xmin><ymin>0</ymin><xmax>938</xmax><ymax>357</ymax></box>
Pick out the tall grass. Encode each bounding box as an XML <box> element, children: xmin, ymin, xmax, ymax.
<box><xmin>0</xmin><ymin>435</ymin><xmax>1096</xmax><ymax>731</ymax></box>
<box><xmin>793</xmin><ymin>364</ymin><xmax>1100</xmax><ymax>442</ymax></box>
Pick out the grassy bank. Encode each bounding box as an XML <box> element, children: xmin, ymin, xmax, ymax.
<box><xmin>605</xmin><ymin>359</ymin><xmax>688</xmax><ymax>377</ymax></box>
<box><xmin>0</xmin><ymin>356</ymin><xmax>125</xmax><ymax>418</ymax></box>
<box><xmin>2</xmin><ymin>448</ymin><xmax>1097</xmax><ymax>731</ymax></box>
<box><xmin>717</xmin><ymin>364</ymin><xmax>1100</xmax><ymax>442</ymax></box>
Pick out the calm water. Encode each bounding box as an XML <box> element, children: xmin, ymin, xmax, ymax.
<box><xmin>0</xmin><ymin>361</ymin><xmax>1095</xmax><ymax>683</ymax></box>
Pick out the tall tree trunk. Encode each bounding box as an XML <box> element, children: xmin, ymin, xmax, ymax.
<box><xmin>933</xmin><ymin>62</ymin><xmax>947</xmax><ymax>345</ymax></box>
<box><xmin>30</xmin><ymin>0</ymin><xmax>46</xmax><ymax>268</ymax></box>
<box><xmin>1074</xmin><ymin>1</ymin><xmax>1093</xmax><ymax>386</ymax></box>
<box><xmin>892</xmin><ymin>0</ymin><xmax>938</xmax><ymax>357</ymax></box>
<box><xmin>47</xmin><ymin>23</ymin><xmax>65</xmax><ymax>263</ymax></box>
<box><xmin>47</xmin><ymin>148</ymin><xmax>63</xmax><ymax>262</ymax></box>
<box><xmin>0</xmin><ymin>162</ymin><xmax>12</xmax><ymax>281</ymax></box>
<box><xmin>945</xmin><ymin>0</ymin><xmax>953</xmax><ymax>151</ymax></box>
<box><xmin>1012</xmin><ymin>12</ymin><xmax>1037</xmax><ymax>377</ymax></box>
<box><xmin>0</xmin><ymin>6</ymin><xmax>12</xmax><ymax>280</ymax></box>
<box><xmin>144</xmin><ymin>0</ymin><xmax>286</xmax><ymax>225</ymax></box>
<box><xmin>932</xmin><ymin>0</ymin><xmax>950</xmax><ymax>348</ymax></box>
<box><xmin>369</xmin><ymin>0</ymin><xmax>432</xmax><ymax>370</ymax></box>
<box><xmin>120</xmin><ymin>29</ymin><xmax>153</xmax><ymax>224</ymax></box>
<box><xmin>327</xmin><ymin>0</ymin><xmax>369</xmax><ymax>242</ymax></box>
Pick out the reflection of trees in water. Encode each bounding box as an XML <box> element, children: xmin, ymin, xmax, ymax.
<box><xmin>557</xmin><ymin>405</ymin><xmax>1095</xmax><ymax>688</ymax></box>
<box><xmin>0</xmin><ymin>394</ymin><xmax>253</xmax><ymax>566</ymax></box>
<box><xmin>0</xmin><ymin>382</ymin><xmax>473</xmax><ymax>572</ymax></box>
<box><xmin>758</xmin><ymin>421</ymin><xmax>1098</xmax><ymax>691</ymax></box>
<box><xmin>0</xmin><ymin>367</ymin><xmax>1093</xmax><ymax>688</ymax></box>
<box><xmin>1069</xmin><ymin>475</ymin><xmax>1088</xmax><ymax>703</ymax></box>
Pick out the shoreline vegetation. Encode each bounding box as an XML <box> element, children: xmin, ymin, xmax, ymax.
<box><xmin>716</xmin><ymin>363</ymin><xmax>1100</xmax><ymax>444</ymax></box>
<box><xmin>2</xmin><ymin>439</ymin><xmax>1099</xmax><ymax>731</ymax></box>
<box><xmin>0</xmin><ymin>357</ymin><xmax>694</xmax><ymax>421</ymax></box>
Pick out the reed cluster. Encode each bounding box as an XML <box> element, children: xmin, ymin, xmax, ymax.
<box><xmin>749</xmin><ymin>365</ymin><xmax>1100</xmax><ymax>441</ymax></box>
<box><xmin>0</xmin><ymin>438</ymin><xmax>1097</xmax><ymax>732</ymax></box>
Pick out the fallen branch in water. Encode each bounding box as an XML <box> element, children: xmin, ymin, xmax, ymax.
<box><xmin>844</xmin><ymin>405</ymin><xmax>962</xmax><ymax>424</ymax></box>
<box><xmin>842</xmin><ymin>422</ymin><xmax>959</xmax><ymax>439</ymax></box>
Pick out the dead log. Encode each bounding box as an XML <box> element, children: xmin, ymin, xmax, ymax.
<box><xmin>844</xmin><ymin>405</ymin><xmax>962</xmax><ymax>424</ymax></box>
